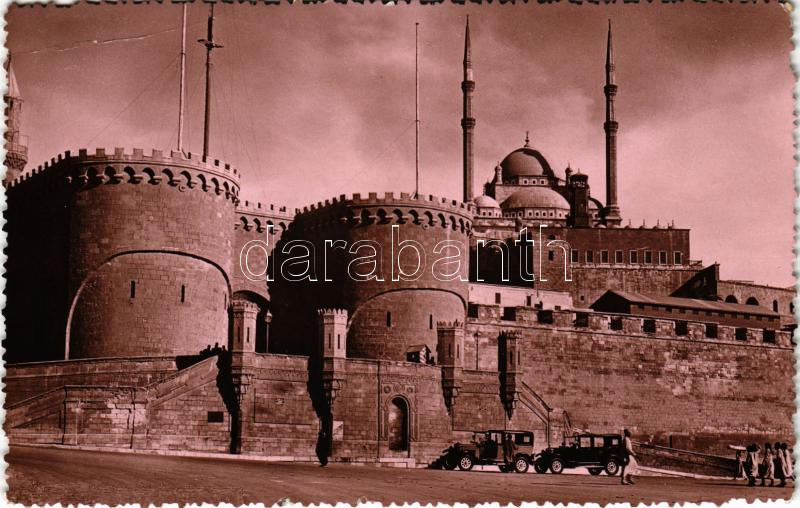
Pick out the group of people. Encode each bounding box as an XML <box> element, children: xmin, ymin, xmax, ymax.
<box><xmin>736</xmin><ymin>442</ymin><xmax>794</xmax><ymax>487</ymax></box>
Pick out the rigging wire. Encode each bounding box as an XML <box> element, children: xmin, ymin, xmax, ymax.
<box><xmin>15</xmin><ymin>22</ymin><xmax>204</xmax><ymax>56</ymax></box>
<box><xmin>84</xmin><ymin>54</ymin><xmax>179</xmax><ymax>147</ymax></box>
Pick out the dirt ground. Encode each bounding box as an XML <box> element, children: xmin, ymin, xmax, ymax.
<box><xmin>5</xmin><ymin>445</ymin><xmax>795</xmax><ymax>505</ymax></box>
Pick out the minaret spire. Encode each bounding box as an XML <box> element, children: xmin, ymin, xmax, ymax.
<box><xmin>603</xmin><ymin>19</ymin><xmax>622</xmax><ymax>227</ymax></box>
<box><xmin>461</xmin><ymin>15</ymin><xmax>476</xmax><ymax>203</ymax></box>
<box><xmin>4</xmin><ymin>54</ymin><xmax>27</xmax><ymax>186</ymax></box>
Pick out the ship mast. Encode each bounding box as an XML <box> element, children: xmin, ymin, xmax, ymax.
<box><xmin>177</xmin><ymin>3</ymin><xmax>187</xmax><ymax>153</ymax></box>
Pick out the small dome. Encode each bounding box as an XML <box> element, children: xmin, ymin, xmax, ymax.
<box><xmin>473</xmin><ymin>195</ymin><xmax>500</xmax><ymax>209</ymax></box>
<box><xmin>500</xmin><ymin>147</ymin><xmax>554</xmax><ymax>180</ymax></box>
<box><xmin>501</xmin><ymin>187</ymin><xmax>570</xmax><ymax>211</ymax></box>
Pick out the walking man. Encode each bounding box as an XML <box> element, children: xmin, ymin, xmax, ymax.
<box><xmin>620</xmin><ymin>429</ymin><xmax>638</xmax><ymax>485</ymax></box>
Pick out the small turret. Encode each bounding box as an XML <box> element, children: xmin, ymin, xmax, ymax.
<box><xmin>231</xmin><ymin>300</ymin><xmax>259</xmax><ymax>352</ymax></box>
<box><xmin>437</xmin><ymin>320</ymin><xmax>464</xmax><ymax>413</ymax></box>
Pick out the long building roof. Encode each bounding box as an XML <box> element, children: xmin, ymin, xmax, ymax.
<box><xmin>595</xmin><ymin>290</ymin><xmax>780</xmax><ymax>318</ymax></box>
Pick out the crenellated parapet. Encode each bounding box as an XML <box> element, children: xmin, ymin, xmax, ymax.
<box><xmin>9</xmin><ymin>147</ymin><xmax>241</xmax><ymax>204</ymax></box>
<box><xmin>235</xmin><ymin>199</ymin><xmax>295</xmax><ymax>233</ymax></box>
<box><xmin>468</xmin><ymin>304</ymin><xmax>793</xmax><ymax>349</ymax></box>
<box><xmin>292</xmin><ymin>191</ymin><xmax>474</xmax><ymax>235</ymax></box>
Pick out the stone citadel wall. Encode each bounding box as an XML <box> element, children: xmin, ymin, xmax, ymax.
<box><xmin>233</xmin><ymin>200</ymin><xmax>294</xmax><ymax>302</ymax></box>
<box><xmin>270</xmin><ymin>193</ymin><xmax>473</xmax><ymax>361</ymax></box>
<box><xmin>5</xmin><ymin>307</ymin><xmax>792</xmax><ymax>460</ymax></box>
<box><xmin>465</xmin><ymin>306</ymin><xmax>795</xmax><ymax>455</ymax></box>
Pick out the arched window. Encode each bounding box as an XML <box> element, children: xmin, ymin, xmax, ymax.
<box><xmin>725</xmin><ymin>295</ymin><xmax>738</xmax><ymax>304</ymax></box>
<box><xmin>745</xmin><ymin>297</ymin><xmax>759</xmax><ymax>306</ymax></box>
<box><xmin>773</xmin><ymin>300</ymin><xmax>779</xmax><ymax>312</ymax></box>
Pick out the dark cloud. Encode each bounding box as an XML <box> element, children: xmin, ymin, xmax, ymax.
<box><xmin>6</xmin><ymin>2</ymin><xmax>795</xmax><ymax>286</ymax></box>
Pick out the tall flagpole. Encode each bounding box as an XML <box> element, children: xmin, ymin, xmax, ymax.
<box><xmin>199</xmin><ymin>3</ymin><xmax>223</xmax><ymax>160</ymax></box>
<box><xmin>177</xmin><ymin>3</ymin><xmax>187</xmax><ymax>153</ymax></box>
<box><xmin>415</xmin><ymin>22</ymin><xmax>420</xmax><ymax>197</ymax></box>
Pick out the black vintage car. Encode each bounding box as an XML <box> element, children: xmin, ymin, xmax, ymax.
<box><xmin>441</xmin><ymin>430</ymin><xmax>535</xmax><ymax>473</ymax></box>
<box><xmin>534</xmin><ymin>433</ymin><xmax>624</xmax><ymax>475</ymax></box>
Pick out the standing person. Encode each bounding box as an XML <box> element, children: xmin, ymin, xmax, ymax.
<box><xmin>775</xmin><ymin>442</ymin><xmax>786</xmax><ymax>487</ymax></box>
<box><xmin>733</xmin><ymin>450</ymin><xmax>746</xmax><ymax>481</ymax></box>
<box><xmin>745</xmin><ymin>444</ymin><xmax>760</xmax><ymax>487</ymax></box>
<box><xmin>781</xmin><ymin>443</ymin><xmax>794</xmax><ymax>484</ymax></box>
<box><xmin>620</xmin><ymin>429</ymin><xmax>638</xmax><ymax>485</ymax></box>
<box><xmin>502</xmin><ymin>432</ymin><xmax>517</xmax><ymax>471</ymax></box>
<box><xmin>761</xmin><ymin>443</ymin><xmax>775</xmax><ymax>487</ymax></box>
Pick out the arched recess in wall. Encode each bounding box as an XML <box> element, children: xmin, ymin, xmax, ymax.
<box><xmin>387</xmin><ymin>396</ymin><xmax>410</xmax><ymax>452</ymax></box>
<box><xmin>232</xmin><ymin>290</ymin><xmax>271</xmax><ymax>353</ymax></box>
<box><xmin>725</xmin><ymin>295</ymin><xmax>738</xmax><ymax>304</ymax></box>
<box><xmin>64</xmin><ymin>249</ymin><xmax>232</xmax><ymax>359</ymax></box>
<box><xmin>745</xmin><ymin>297</ymin><xmax>759</xmax><ymax>306</ymax></box>
<box><xmin>773</xmin><ymin>300</ymin><xmax>779</xmax><ymax>312</ymax></box>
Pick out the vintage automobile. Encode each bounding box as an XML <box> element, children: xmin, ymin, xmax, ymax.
<box><xmin>533</xmin><ymin>433</ymin><xmax>624</xmax><ymax>475</ymax></box>
<box><xmin>441</xmin><ymin>430</ymin><xmax>534</xmax><ymax>473</ymax></box>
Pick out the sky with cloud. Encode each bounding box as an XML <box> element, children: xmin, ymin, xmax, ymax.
<box><xmin>6</xmin><ymin>2</ymin><xmax>796</xmax><ymax>286</ymax></box>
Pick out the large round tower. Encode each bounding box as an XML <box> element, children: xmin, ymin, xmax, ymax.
<box><xmin>63</xmin><ymin>148</ymin><xmax>240</xmax><ymax>359</ymax></box>
<box><xmin>271</xmin><ymin>192</ymin><xmax>472</xmax><ymax>361</ymax></box>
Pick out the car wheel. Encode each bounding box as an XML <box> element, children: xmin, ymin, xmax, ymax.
<box><xmin>443</xmin><ymin>453</ymin><xmax>458</xmax><ymax>470</ymax></box>
<box><xmin>588</xmin><ymin>467</ymin><xmax>602</xmax><ymax>476</ymax></box>
<box><xmin>458</xmin><ymin>454</ymin><xmax>474</xmax><ymax>471</ymax></box>
<box><xmin>550</xmin><ymin>457</ymin><xmax>564</xmax><ymax>474</ymax></box>
<box><xmin>534</xmin><ymin>460</ymin><xmax>549</xmax><ymax>474</ymax></box>
<box><xmin>514</xmin><ymin>456</ymin><xmax>530</xmax><ymax>474</ymax></box>
<box><xmin>605</xmin><ymin>458</ymin><xmax>620</xmax><ymax>476</ymax></box>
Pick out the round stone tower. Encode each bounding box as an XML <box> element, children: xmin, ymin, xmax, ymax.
<box><xmin>273</xmin><ymin>192</ymin><xmax>473</xmax><ymax>361</ymax></box>
<box><xmin>64</xmin><ymin>148</ymin><xmax>240</xmax><ymax>359</ymax></box>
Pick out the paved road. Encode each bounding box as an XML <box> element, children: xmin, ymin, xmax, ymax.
<box><xmin>6</xmin><ymin>445</ymin><xmax>794</xmax><ymax>505</ymax></box>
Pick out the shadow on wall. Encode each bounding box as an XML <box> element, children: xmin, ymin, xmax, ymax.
<box><xmin>267</xmin><ymin>218</ymin><xmax>349</xmax><ymax>356</ymax></box>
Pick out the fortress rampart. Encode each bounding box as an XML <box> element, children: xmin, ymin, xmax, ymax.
<box><xmin>464</xmin><ymin>305</ymin><xmax>794</xmax><ymax>455</ymax></box>
<box><xmin>5</xmin><ymin>149</ymin><xmax>241</xmax><ymax>361</ymax></box>
<box><xmin>233</xmin><ymin>199</ymin><xmax>294</xmax><ymax>303</ymax></box>
<box><xmin>270</xmin><ymin>192</ymin><xmax>473</xmax><ymax>360</ymax></box>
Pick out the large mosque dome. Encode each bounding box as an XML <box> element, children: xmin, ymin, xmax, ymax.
<box><xmin>500</xmin><ymin>146</ymin><xmax>555</xmax><ymax>182</ymax></box>
<box><xmin>501</xmin><ymin>187</ymin><xmax>570</xmax><ymax>212</ymax></box>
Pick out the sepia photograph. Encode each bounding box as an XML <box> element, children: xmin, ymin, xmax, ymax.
<box><xmin>2</xmin><ymin>1</ymin><xmax>797</xmax><ymax>505</ymax></box>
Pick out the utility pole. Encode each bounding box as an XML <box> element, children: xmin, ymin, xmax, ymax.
<box><xmin>199</xmin><ymin>3</ymin><xmax>223</xmax><ymax>160</ymax></box>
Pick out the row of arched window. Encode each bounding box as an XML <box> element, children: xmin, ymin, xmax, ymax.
<box><xmin>724</xmin><ymin>295</ymin><xmax>794</xmax><ymax>314</ymax></box>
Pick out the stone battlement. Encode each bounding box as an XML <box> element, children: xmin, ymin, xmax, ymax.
<box><xmin>299</xmin><ymin>192</ymin><xmax>474</xmax><ymax>217</ymax></box>
<box><xmin>8</xmin><ymin>147</ymin><xmax>241</xmax><ymax>203</ymax></box>
<box><xmin>236</xmin><ymin>199</ymin><xmax>294</xmax><ymax>219</ymax></box>
<box><xmin>468</xmin><ymin>304</ymin><xmax>792</xmax><ymax>348</ymax></box>
<box><xmin>294</xmin><ymin>192</ymin><xmax>474</xmax><ymax>234</ymax></box>
<box><xmin>317</xmin><ymin>308</ymin><xmax>348</xmax><ymax>317</ymax></box>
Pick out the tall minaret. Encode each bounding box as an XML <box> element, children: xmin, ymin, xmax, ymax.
<box><xmin>4</xmin><ymin>56</ymin><xmax>27</xmax><ymax>186</ymax></box>
<box><xmin>603</xmin><ymin>20</ymin><xmax>622</xmax><ymax>227</ymax></box>
<box><xmin>461</xmin><ymin>16</ymin><xmax>476</xmax><ymax>203</ymax></box>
